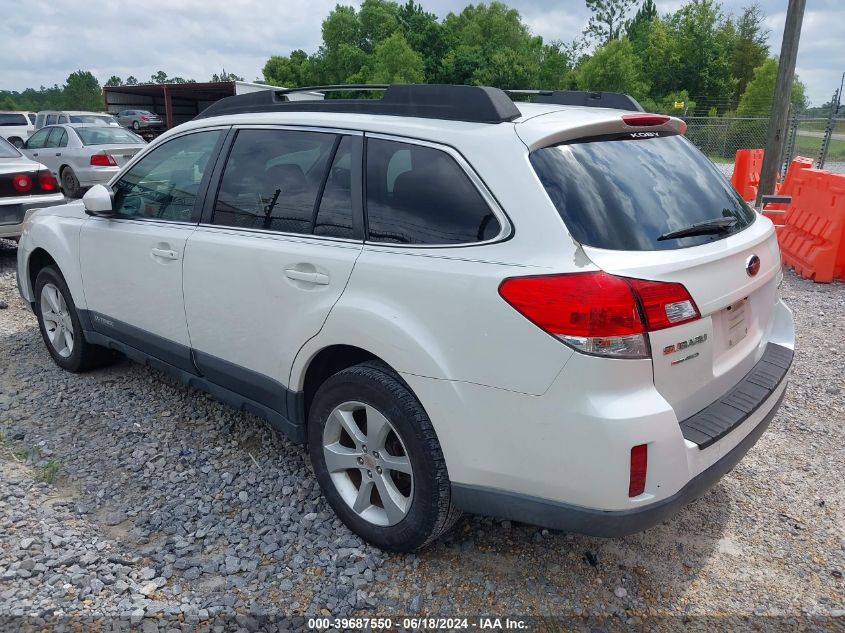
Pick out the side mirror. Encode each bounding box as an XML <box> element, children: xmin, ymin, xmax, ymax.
<box><xmin>82</xmin><ymin>184</ymin><xmax>115</xmax><ymax>217</ymax></box>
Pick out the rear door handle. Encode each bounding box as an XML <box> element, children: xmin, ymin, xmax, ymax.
<box><xmin>151</xmin><ymin>247</ymin><xmax>179</xmax><ymax>260</ymax></box>
<box><xmin>55</xmin><ymin>152</ymin><xmax>61</xmax><ymax>157</ymax></box>
<box><xmin>284</xmin><ymin>268</ymin><xmax>329</xmax><ymax>285</ymax></box>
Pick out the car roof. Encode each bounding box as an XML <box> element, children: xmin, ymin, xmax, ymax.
<box><xmin>162</xmin><ymin>101</ymin><xmax>663</xmax><ymax>150</ymax></box>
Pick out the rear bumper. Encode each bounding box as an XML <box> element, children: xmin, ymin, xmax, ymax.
<box><xmin>0</xmin><ymin>194</ymin><xmax>65</xmax><ymax>239</ymax></box>
<box><xmin>76</xmin><ymin>166</ymin><xmax>119</xmax><ymax>187</ymax></box>
<box><xmin>452</xmin><ymin>382</ymin><xmax>787</xmax><ymax>537</ymax></box>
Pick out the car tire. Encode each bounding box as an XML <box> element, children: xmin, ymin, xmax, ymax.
<box><xmin>34</xmin><ymin>266</ymin><xmax>115</xmax><ymax>372</ymax></box>
<box><xmin>308</xmin><ymin>361</ymin><xmax>461</xmax><ymax>552</ymax></box>
<box><xmin>61</xmin><ymin>167</ymin><xmax>82</xmax><ymax>199</ymax></box>
<box><xmin>9</xmin><ymin>137</ymin><xmax>24</xmax><ymax>148</ymax></box>
<box><xmin>132</xmin><ymin>121</ymin><xmax>140</xmax><ymax>130</ymax></box>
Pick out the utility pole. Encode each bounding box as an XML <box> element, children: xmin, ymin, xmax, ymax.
<box><xmin>755</xmin><ymin>0</ymin><xmax>806</xmax><ymax>209</ymax></box>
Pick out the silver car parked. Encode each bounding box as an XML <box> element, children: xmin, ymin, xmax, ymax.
<box><xmin>116</xmin><ymin>110</ymin><xmax>164</xmax><ymax>131</ymax></box>
<box><xmin>21</xmin><ymin>125</ymin><xmax>146</xmax><ymax>198</ymax></box>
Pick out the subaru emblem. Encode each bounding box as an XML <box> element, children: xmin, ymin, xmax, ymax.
<box><xmin>746</xmin><ymin>254</ymin><xmax>761</xmax><ymax>277</ymax></box>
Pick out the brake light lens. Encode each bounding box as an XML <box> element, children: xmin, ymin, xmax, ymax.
<box><xmin>140</xmin><ymin>115</ymin><xmax>149</xmax><ymax>121</ymax></box>
<box><xmin>11</xmin><ymin>173</ymin><xmax>33</xmax><ymax>193</ymax></box>
<box><xmin>90</xmin><ymin>154</ymin><xmax>117</xmax><ymax>166</ymax></box>
<box><xmin>37</xmin><ymin>171</ymin><xmax>57</xmax><ymax>192</ymax></box>
<box><xmin>629</xmin><ymin>444</ymin><xmax>648</xmax><ymax>497</ymax></box>
<box><xmin>622</xmin><ymin>114</ymin><xmax>670</xmax><ymax>126</ymax></box>
<box><xmin>498</xmin><ymin>272</ymin><xmax>700</xmax><ymax>358</ymax></box>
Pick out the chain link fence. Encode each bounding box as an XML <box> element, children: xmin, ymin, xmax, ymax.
<box><xmin>682</xmin><ymin>116</ymin><xmax>845</xmax><ymax>175</ymax></box>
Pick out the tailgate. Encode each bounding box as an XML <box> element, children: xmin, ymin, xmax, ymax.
<box><xmin>583</xmin><ymin>218</ymin><xmax>782</xmax><ymax>421</ymax></box>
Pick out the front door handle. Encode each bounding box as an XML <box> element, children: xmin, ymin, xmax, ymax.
<box><xmin>55</xmin><ymin>152</ymin><xmax>61</xmax><ymax>156</ymax></box>
<box><xmin>284</xmin><ymin>268</ymin><xmax>329</xmax><ymax>285</ymax></box>
<box><xmin>151</xmin><ymin>247</ymin><xmax>179</xmax><ymax>260</ymax></box>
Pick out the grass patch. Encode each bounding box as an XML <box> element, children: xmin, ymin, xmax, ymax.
<box><xmin>794</xmin><ymin>135</ymin><xmax>845</xmax><ymax>162</ymax></box>
<box><xmin>36</xmin><ymin>461</ymin><xmax>60</xmax><ymax>484</ymax></box>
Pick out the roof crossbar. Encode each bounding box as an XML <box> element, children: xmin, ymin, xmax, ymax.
<box><xmin>194</xmin><ymin>84</ymin><xmax>522</xmax><ymax>124</ymax></box>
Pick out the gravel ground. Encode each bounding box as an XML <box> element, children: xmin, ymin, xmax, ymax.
<box><xmin>0</xmin><ymin>236</ymin><xmax>843</xmax><ymax>632</ymax></box>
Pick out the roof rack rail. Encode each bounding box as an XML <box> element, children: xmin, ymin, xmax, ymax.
<box><xmin>194</xmin><ymin>84</ymin><xmax>522</xmax><ymax>124</ymax></box>
<box><xmin>506</xmin><ymin>89</ymin><xmax>644</xmax><ymax>112</ymax></box>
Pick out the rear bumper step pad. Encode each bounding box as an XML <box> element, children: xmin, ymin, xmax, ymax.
<box><xmin>680</xmin><ymin>342</ymin><xmax>793</xmax><ymax>449</ymax></box>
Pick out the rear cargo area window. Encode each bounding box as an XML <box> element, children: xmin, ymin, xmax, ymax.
<box><xmin>530</xmin><ymin>134</ymin><xmax>756</xmax><ymax>251</ymax></box>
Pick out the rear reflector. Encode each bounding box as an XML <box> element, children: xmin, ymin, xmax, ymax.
<box><xmin>629</xmin><ymin>444</ymin><xmax>648</xmax><ymax>497</ymax></box>
<box><xmin>90</xmin><ymin>154</ymin><xmax>117</xmax><ymax>166</ymax></box>
<box><xmin>622</xmin><ymin>114</ymin><xmax>670</xmax><ymax>126</ymax></box>
<box><xmin>498</xmin><ymin>272</ymin><xmax>700</xmax><ymax>358</ymax></box>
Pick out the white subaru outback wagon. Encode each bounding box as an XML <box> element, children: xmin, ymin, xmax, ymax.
<box><xmin>16</xmin><ymin>85</ymin><xmax>794</xmax><ymax>551</ymax></box>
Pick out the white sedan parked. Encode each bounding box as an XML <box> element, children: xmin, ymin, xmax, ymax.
<box><xmin>21</xmin><ymin>125</ymin><xmax>146</xmax><ymax>198</ymax></box>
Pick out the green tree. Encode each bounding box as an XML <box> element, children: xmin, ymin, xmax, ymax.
<box><xmin>263</xmin><ymin>50</ymin><xmax>312</xmax><ymax>87</ymax></box>
<box><xmin>668</xmin><ymin>0</ymin><xmax>735</xmax><ymax>113</ymax></box>
<box><xmin>125</xmin><ymin>76</ymin><xmax>138</xmax><ymax>86</ymax></box>
<box><xmin>397</xmin><ymin>1</ymin><xmax>447</xmax><ymax>81</ymax></box>
<box><xmin>151</xmin><ymin>70</ymin><xmax>169</xmax><ymax>84</ymax></box>
<box><xmin>368</xmin><ymin>32</ymin><xmax>425</xmax><ymax>83</ymax></box>
<box><xmin>585</xmin><ymin>0</ymin><xmax>637</xmax><ymax>44</ymax></box>
<box><xmin>736</xmin><ymin>58</ymin><xmax>807</xmax><ymax>116</ymax></box>
<box><xmin>639</xmin><ymin>17</ymin><xmax>678</xmax><ymax>98</ymax></box>
<box><xmin>538</xmin><ymin>41</ymin><xmax>574</xmax><ymax>90</ymax></box>
<box><xmin>577</xmin><ymin>38</ymin><xmax>647</xmax><ymax>96</ymax></box>
<box><xmin>730</xmin><ymin>3</ymin><xmax>769</xmax><ymax>104</ymax></box>
<box><xmin>210</xmin><ymin>70</ymin><xmax>244</xmax><ymax>82</ymax></box>
<box><xmin>104</xmin><ymin>75</ymin><xmax>123</xmax><ymax>87</ymax></box>
<box><xmin>626</xmin><ymin>0</ymin><xmax>657</xmax><ymax>53</ymax></box>
<box><xmin>360</xmin><ymin>0</ymin><xmax>401</xmax><ymax>52</ymax></box>
<box><xmin>63</xmin><ymin>70</ymin><xmax>102</xmax><ymax>110</ymax></box>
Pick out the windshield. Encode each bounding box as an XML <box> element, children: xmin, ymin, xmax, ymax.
<box><xmin>76</xmin><ymin>127</ymin><xmax>144</xmax><ymax>146</ymax></box>
<box><xmin>529</xmin><ymin>133</ymin><xmax>756</xmax><ymax>251</ymax></box>
<box><xmin>0</xmin><ymin>136</ymin><xmax>22</xmax><ymax>158</ymax></box>
<box><xmin>69</xmin><ymin>114</ymin><xmax>118</xmax><ymax>125</ymax></box>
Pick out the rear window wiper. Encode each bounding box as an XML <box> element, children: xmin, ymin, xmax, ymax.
<box><xmin>657</xmin><ymin>217</ymin><xmax>737</xmax><ymax>241</ymax></box>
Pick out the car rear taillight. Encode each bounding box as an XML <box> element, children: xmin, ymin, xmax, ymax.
<box><xmin>622</xmin><ymin>114</ymin><xmax>670</xmax><ymax>126</ymax></box>
<box><xmin>498</xmin><ymin>272</ymin><xmax>700</xmax><ymax>358</ymax></box>
<box><xmin>629</xmin><ymin>444</ymin><xmax>648</xmax><ymax>497</ymax></box>
<box><xmin>90</xmin><ymin>154</ymin><xmax>117</xmax><ymax>166</ymax></box>
<box><xmin>140</xmin><ymin>115</ymin><xmax>149</xmax><ymax>121</ymax></box>
<box><xmin>37</xmin><ymin>171</ymin><xmax>58</xmax><ymax>192</ymax></box>
<box><xmin>11</xmin><ymin>174</ymin><xmax>33</xmax><ymax>193</ymax></box>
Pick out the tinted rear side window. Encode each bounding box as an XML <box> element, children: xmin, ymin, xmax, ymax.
<box><xmin>530</xmin><ymin>134</ymin><xmax>756</xmax><ymax>251</ymax></box>
<box><xmin>213</xmin><ymin>129</ymin><xmax>336</xmax><ymax>234</ymax></box>
<box><xmin>365</xmin><ymin>138</ymin><xmax>500</xmax><ymax>245</ymax></box>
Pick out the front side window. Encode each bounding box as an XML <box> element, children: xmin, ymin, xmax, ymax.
<box><xmin>213</xmin><ymin>129</ymin><xmax>336</xmax><ymax>234</ymax></box>
<box><xmin>365</xmin><ymin>139</ymin><xmax>500</xmax><ymax>245</ymax></box>
<box><xmin>25</xmin><ymin>127</ymin><xmax>51</xmax><ymax>149</ymax></box>
<box><xmin>46</xmin><ymin>114</ymin><xmax>58</xmax><ymax>125</ymax></box>
<box><xmin>112</xmin><ymin>130</ymin><xmax>222</xmax><ymax>223</ymax></box>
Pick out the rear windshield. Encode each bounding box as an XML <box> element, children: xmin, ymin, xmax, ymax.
<box><xmin>530</xmin><ymin>133</ymin><xmax>756</xmax><ymax>251</ymax></box>
<box><xmin>0</xmin><ymin>113</ymin><xmax>28</xmax><ymax>126</ymax></box>
<box><xmin>70</xmin><ymin>114</ymin><xmax>117</xmax><ymax>125</ymax></box>
<box><xmin>76</xmin><ymin>127</ymin><xmax>143</xmax><ymax>145</ymax></box>
<box><xmin>0</xmin><ymin>137</ymin><xmax>21</xmax><ymax>158</ymax></box>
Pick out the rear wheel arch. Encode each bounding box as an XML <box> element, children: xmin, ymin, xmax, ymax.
<box><xmin>301</xmin><ymin>345</ymin><xmax>379</xmax><ymax>422</ymax></box>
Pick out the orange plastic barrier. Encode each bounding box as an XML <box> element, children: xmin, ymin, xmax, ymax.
<box><xmin>730</xmin><ymin>149</ymin><xmax>765</xmax><ymax>201</ymax></box>
<box><xmin>778</xmin><ymin>168</ymin><xmax>845</xmax><ymax>283</ymax></box>
<box><xmin>763</xmin><ymin>156</ymin><xmax>815</xmax><ymax>225</ymax></box>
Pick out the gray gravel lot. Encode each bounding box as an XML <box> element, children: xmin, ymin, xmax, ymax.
<box><xmin>0</xmin><ymin>237</ymin><xmax>843</xmax><ymax>632</ymax></box>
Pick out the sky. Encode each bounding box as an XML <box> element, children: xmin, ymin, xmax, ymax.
<box><xmin>0</xmin><ymin>0</ymin><xmax>842</xmax><ymax>105</ymax></box>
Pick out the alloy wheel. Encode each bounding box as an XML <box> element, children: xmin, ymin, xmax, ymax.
<box><xmin>40</xmin><ymin>282</ymin><xmax>74</xmax><ymax>358</ymax></box>
<box><xmin>322</xmin><ymin>401</ymin><xmax>414</xmax><ymax>526</ymax></box>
